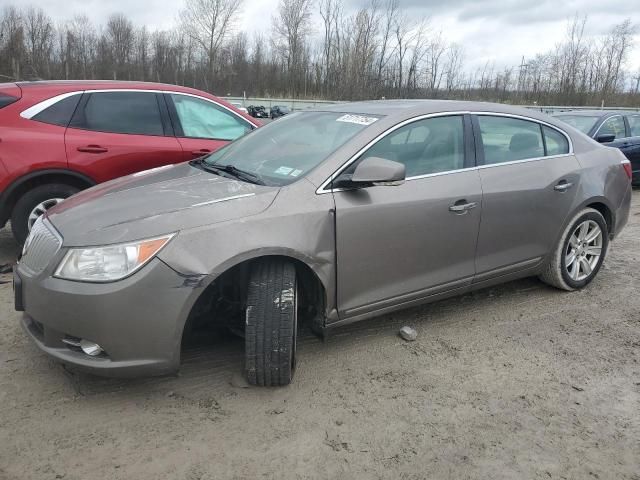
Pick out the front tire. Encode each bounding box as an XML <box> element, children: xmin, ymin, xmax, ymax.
<box><xmin>11</xmin><ymin>183</ymin><xmax>80</xmax><ymax>245</ymax></box>
<box><xmin>245</xmin><ymin>259</ymin><xmax>298</xmax><ymax>386</ymax></box>
<box><xmin>540</xmin><ymin>208</ymin><xmax>609</xmax><ymax>291</ymax></box>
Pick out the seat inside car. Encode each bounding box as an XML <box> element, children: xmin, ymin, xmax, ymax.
<box><xmin>508</xmin><ymin>132</ymin><xmax>542</xmax><ymax>161</ymax></box>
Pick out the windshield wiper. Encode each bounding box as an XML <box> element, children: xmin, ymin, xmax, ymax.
<box><xmin>198</xmin><ymin>162</ymin><xmax>266</xmax><ymax>185</ymax></box>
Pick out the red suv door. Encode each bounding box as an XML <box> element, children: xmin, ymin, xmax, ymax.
<box><xmin>65</xmin><ymin>91</ymin><xmax>183</xmax><ymax>183</ymax></box>
<box><xmin>164</xmin><ymin>93</ymin><xmax>255</xmax><ymax>160</ymax></box>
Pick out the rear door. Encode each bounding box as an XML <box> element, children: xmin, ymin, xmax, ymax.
<box><xmin>65</xmin><ymin>91</ymin><xmax>183</xmax><ymax>183</ymax></box>
<box><xmin>333</xmin><ymin>114</ymin><xmax>482</xmax><ymax>319</ymax></box>
<box><xmin>473</xmin><ymin>114</ymin><xmax>581</xmax><ymax>279</ymax></box>
<box><xmin>165</xmin><ymin>93</ymin><xmax>254</xmax><ymax>160</ymax></box>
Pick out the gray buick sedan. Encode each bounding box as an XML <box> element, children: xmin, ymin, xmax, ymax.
<box><xmin>15</xmin><ymin>100</ymin><xmax>632</xmax><ymax>386</ymax></box>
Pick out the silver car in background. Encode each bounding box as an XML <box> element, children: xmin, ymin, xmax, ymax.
<box><xmin>15</xmin><ymin>100</ymin><xmax>633</xmax><ymax>386</ymax></box>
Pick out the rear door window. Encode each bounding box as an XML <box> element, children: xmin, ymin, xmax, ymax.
<box><xmin>477</xmin><ymin>116</ymin><xmax>544</xmax><ymax>164</ymax></box>
<box><xmin>168</xmin><ymin>94</ymin><xmax>252</xmax><ymax>141</ymax></box>
<box><xmin>70</xmin><ymin>91</ymin><xmax>165</xmax><ymax>136</ymax></box>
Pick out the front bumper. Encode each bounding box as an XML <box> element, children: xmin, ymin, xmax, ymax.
<box><xmin>16</xmin><ymin>257</ymin><xmax>202</xmax><ymax>377</ymax></box>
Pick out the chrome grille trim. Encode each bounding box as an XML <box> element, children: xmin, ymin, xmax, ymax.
<box><xmin>20</xmin><ymin>217</ymin><xmax>62</xmax><ymax>275</ymax></box>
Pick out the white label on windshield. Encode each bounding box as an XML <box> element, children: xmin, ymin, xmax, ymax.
<box><xmin>275</xmin><ymin>166</ymin><xmax>294</xmax><ymax>175</ymax></box>
<box><xmin>336</xmin><ymin>114</ymin><xmax>378</xmax><ymax>126</ymax></box>
<box><xmin>290</xmin><ymin>169</ymin><xmax>302</xmax><ymax>177</ymax></box>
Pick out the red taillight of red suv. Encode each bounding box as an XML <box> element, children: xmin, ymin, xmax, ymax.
<box><xmin>622</xmin><ymin>160</ymin><xmax>632</xmax><ymax>180</ymax></box>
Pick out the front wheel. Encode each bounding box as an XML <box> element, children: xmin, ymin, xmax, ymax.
<box><xmin>540</xmin><ymin>208</ymin><xmax>609</xmax><ymax>291</ymax></box>
<box><xmin>11</xmin><ymin>183</ymin><xmax>80</xmax><ymax>245</ymax></box>
<box><xmin>245</xmin><ymin>259</ymin><xmax>298</xmax><ymax>386</ymax></box>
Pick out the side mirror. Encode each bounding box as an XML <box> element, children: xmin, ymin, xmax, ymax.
<box><xmin>596</xmin><ymin>133</ymin><xmax>615</xmax><ymax>143</ymax></box>
<box><xmin>341</xmin><ymin>157</ymin><xmax>405</xmax><ymax>188</ymax></box>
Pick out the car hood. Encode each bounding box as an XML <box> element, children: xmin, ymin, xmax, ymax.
<box><xmin>47</xmin><ymin>162</ymin><xmax>280</xmax><ymax>246</ymax></box>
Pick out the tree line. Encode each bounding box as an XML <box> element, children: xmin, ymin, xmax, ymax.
<box><xmin>1</xmin><ymin>0</ymin><xmax>638</xmax><ymax>106</ymax></box>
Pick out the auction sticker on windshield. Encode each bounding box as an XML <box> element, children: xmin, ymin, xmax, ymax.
<box><xmin>274</xmin><ymin>166</ymin><xmax>294</xmax><ymax>175</ymax></box>
<box><xmin>336</xmin><ymin>114</ymin><xmax>378</xmax><ymax>126</ymax></box>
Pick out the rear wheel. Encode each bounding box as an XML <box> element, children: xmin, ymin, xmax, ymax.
<box><xmin>11</xmin><ymin>183</ymin><xmax>80</xmax><ymax>244</ymax></box>
<box><xmin>245</xmin><ymin>258</ymin><xmax>298</xmax><ymax>386</ymax></box>
<box><xmin>540</xmin><ymin>208</ymin><xmax>608</xmax><ymax>291</ymax></box>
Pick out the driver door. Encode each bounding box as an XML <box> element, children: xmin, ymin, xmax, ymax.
<box><xmin>332</xmin><ymin>115</ymin><xmax>482</xmax><ymax>320</ymax></box>
<box><xmin>164</xmin><ymin>93</ymin><xmax>254</xmax><ymax>160</ymax></box>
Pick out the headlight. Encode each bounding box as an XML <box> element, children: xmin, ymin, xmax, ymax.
<box><xmin>54</xmin><ymin>234</ymin><xmax>175</xmax><ymax>282</ymax></box>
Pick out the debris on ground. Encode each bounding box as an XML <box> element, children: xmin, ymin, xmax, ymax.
<box><xmin>399</xmin><ymin>326</ymin><xmax>418</xmax><ymax>342</ymax></box>
<box><xmin>230</xmin><ymin>372</ymin><xmax>250</xmax><ymax>388</ymax></box>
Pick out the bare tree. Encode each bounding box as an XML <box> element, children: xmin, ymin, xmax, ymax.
<box><xmin>23</xmin><ymin>6</ymin><xmax>53</xmax><ymax>78</ymax></box>
<box><xmin>272</xmin><ymin>0</ymin><xmax>313</xmax><ymax>96</ymax></box>
<box><xmin>105</xmin><ymin>13</ymin><xmax>134</xmax><ymax>79</ymax></box>
<box><xmin>0</xmin><ymin>6</ymin><xmax>25</xmax><ymax>80</ymax></box>
<box><xmin>180</xmin><ymin>0</ymin><xmax>243</xmax><ymax>89</ymax></box>
<box><xmin>444</xmin><ymin>43</ymin><xmax>464</xmax><ymax>93</ymax></box>
<box><xmin>0</xmin><ymin>4</ymin><xmax>638</xmax><ymax>107</ymax></box>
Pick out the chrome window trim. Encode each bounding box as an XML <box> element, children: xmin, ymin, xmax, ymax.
<box><xmin>476</xmin><ymin>153</ymin><xmax>573</xmax><ymax>170</ymax></box>
<box><xmin>593</xmin><ymin>114</ymin><xmax>624</xmax><ymax>139</ymax></box>
<box><xmin>316</xmin><ymin>110</ymin><xmax>574</xmax><ymax>194</ymax></box>
<box><xmin>19</xmin><ymin>91</ymin><xmax>82</xmax><ymax>119</ymax></box>
<box><xmin>20</xmin><ymin>88</ymin><xmax>256</xmax><ymax>127</ymax></box>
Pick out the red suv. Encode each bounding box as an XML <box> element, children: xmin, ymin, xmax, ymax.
<box><xmin>0</xmin><ymin>81</ymin><xmax>259</xmax><ymax>243</ymax></box>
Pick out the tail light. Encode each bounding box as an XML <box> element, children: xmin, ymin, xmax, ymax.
<box><xmin>621</xmin><ymin>160</ymin><xmax>632</xmax><ymax>180</ymax></box>
<box><xmin>0</xmin><ymin>93</ymin><xmax>18</xmax><ymax>109</ymax></box>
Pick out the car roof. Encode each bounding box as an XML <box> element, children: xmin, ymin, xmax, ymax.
<box><xmin>15</xmin><ymin>80</ymin><xmax>216</xmax><ymax>97</ymax></box>
<box><xmin>310</xmin><ymin>99</ymin><xmax>566</xmax><ymax>125</ymax></box>
<box><xmin>14</xmin><ymin>80</ymin><xmax>260</xmax><ymax>126</ymax></box>
<box><xmin>553</xmin><ymin>110</ymin><xmax>627</xmax><ymax>117</ymax></box>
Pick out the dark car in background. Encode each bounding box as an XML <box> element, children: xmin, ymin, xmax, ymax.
<box><xmin>554</xmin><ymin>110</ymin><xmax>640</xmax><ymax>185</ymax></box>
<box><xmin>0</xmin><ymin>80</ymin><xmax>259</xmax><ymax>244</ymax></box>
<box><xmin>270</xmin><ymin>105</ymin><xmax>290</xmax><ymax>119</ymax></box>
<box><xmin>247</xmin><ymin>105</ymin><xmax>269</xmax><ymax>118</ymax></box>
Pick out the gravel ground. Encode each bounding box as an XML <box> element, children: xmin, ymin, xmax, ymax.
<box><xmin>0</xmin><ymin>192</ymin><xmax>638</xmax><ymax>480</ymax></box>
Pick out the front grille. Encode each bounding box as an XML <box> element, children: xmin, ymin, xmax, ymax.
<box><xmin>20</xmin><ymin>217</ymin><xmax>62</xmax><ymax>275</ymax></box>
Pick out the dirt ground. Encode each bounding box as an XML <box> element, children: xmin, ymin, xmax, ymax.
<box><xmin>1</xmin><ymin>192</ymin><xmax>638</xmax><ymax>480</ymax></box>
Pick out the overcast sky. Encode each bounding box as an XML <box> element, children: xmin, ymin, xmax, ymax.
<box><xmin>23</xmin><ymin>0</ymin><xmax>640</xmax><ymax>73</ymax></box>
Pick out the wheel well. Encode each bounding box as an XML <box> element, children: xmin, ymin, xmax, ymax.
<box><xmin>181</xmin><ymin>255</ymin><xmax>326</xmax><ymax>345</ymax></box>
<box><xmin>586</xmin><ymin>202</ymin><xmax>613</xmax><ymax>235</ymax></box>
<box><xmin>0</xmin><ymin>172</ymin><xmax>94</xmax><ymax>225</ymax></box>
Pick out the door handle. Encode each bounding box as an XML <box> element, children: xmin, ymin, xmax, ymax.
<box><xmin>554</xmin><ymin>181</ymin><xmax>573</xmax><ymax>192</ymax></box>
<box><xmin>77</xmin><ymin>145</ymin><xmax>108</xmax><ymax>153</ymax></box>
<box><xmin>449</xmin><ymin>200</ymin><xmax>478</xmax><ymax>214</ymax></box>
<box><xmin>191</xmin><ymin>149</ymin><xmax>212</xmax><ymax>156</ymax></box>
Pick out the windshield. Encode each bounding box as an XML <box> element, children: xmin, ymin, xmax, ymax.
<box><xmin>202</xmin><ymin>111</ymin><xmax>380</xmax><ymax>186</ymax></box>
<box><xmin>555</xmin><ymin>115</ymin><xmax>600</xmax><ymax>134</ymax></box>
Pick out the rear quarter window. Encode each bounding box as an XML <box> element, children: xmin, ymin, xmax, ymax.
<box><xmin>31</xmin><ymin>94</ymin><xmax>82</xmax><ymax>127</ymax></box>
<box><xmin>0</xmin><ymin>93</ymin><xmax>18</xmax><ymax>109</ymax></box>
<box><xmin>543</xmin><ymin>126</ymin><xmax>570</xmax><ymax>156</ymax></box>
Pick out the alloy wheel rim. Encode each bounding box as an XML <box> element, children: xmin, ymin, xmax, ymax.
<box><xmin>565</xmin><ymin>220</ymin><xmax>602</xmax><ymax>282</ymax></box>
<box><xmin>27</xmin><ymin>198</ymin><xmax>64</xmax><ymax>231</ymax></box>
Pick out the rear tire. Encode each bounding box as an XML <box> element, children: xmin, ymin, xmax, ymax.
<box><xmin>11</xmin><ymin>183</ymin><xmax>80</xmax><ymax>245</ymax></box>
<box><xmin>245</xmin><ymin>258</ymin><xmax>298</xmax><ymax>386</ymax></box>
<box><xmin>540</xmin><ymin>208</ymin><xmax>608</xmax><ymax>291</ymax></box>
